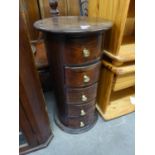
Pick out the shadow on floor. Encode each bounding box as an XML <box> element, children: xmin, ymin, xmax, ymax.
<box><xmin>29</xmin><ymin>91</ymin><xmax>135</xmax><ymax>155</ymax></box>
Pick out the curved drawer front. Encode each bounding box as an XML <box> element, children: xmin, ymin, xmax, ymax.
<box><xmin>65</xmin><ymin>61</ymin><xmax>101</xmax><ymax>87</ymax></box>
<box><xmin>66</xmin><ymin>83</ymin><xmax>98</xmax><ymax>104</ymax></box>
<box><xmin>64</xmin><ymin>34</ymin><xmax>102</xmax><ymax>65</ymax></box>
<box><xmin>66</xmin><ymin>100</ymin><xmax>96</xmax><ymax>117</ymax></box>
<box><xmin>62</xmin><ymin>112</ymin><xmax>96</xmax><ymax>129</ymax></box>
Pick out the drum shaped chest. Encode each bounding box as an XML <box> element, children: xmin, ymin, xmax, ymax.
<box><xmin>34</xmin><ymin>16</ymin><xmax>112</xmax><ymax>134</ymax></box>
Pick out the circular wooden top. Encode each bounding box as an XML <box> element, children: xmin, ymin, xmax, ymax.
<box><xmin>34</xmin><ymin>16</ymin><xmax>112</xmax><ymax>34</ymax></box>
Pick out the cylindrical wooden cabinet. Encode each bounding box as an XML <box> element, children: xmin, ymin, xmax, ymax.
<box><xmin>34</xmin><ymin>16</ymin><xmax>112</xmax><ymax>133</ymax></box>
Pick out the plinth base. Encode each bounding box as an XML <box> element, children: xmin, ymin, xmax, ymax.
<box><xmin>96</xmin><ymin>102</ymin><xmax>135</xmax><ymax>121</ymax></box>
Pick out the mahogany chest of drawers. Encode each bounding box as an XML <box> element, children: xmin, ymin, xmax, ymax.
<box><xmin>34</xmin><ymin>16</ymin><xmax>112</xmax><ymax>133</ymax></box>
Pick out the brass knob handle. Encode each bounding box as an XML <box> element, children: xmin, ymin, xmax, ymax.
<box><xmin>80</xmin><ymin>109</ymin><xmax>86</xmax><ymax>116</ymax></box>
<box><xmin>81</xmin><ymin>94</ymin><xmax>87</xmax><ymax>102</ymax></box>
<box><xmin>83</xmin><ymin>48</ymin><xmax>90</xmax><ymax>58</ymax></box>
<box><xmin>83</xmin><ymin>75</ymin><xmax>90</xmax><ymax>83</ymax></box>
<box><xmin>80</xmin><ymin>121</ymin><xmax>85</xmax><ymax>127</ymax></box>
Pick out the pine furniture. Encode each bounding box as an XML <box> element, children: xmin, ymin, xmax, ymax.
<box><xmin>89</xmin><ymin>0</ymin><xmax>135</xmax><ymax>64</ymax></box>
<box><xmin>88</xmin><ymin>0</ymin><xmax>135</xmax><ymax>120</ymax></box>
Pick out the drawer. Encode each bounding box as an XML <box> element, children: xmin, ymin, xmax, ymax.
<box><xmin>113</xmin><ymin>72</ymin><xmax>135</xmax><ymax>91</ymax></box>
<box><xmin>65</xmin><ymin>61</ymin><xmax>101</xmax><ymax>87</ymax></box>
<box><xmin>62</xmin><ymin>112</ymin><xmax>96</xmax><ymax>129</ymax></box>
<box><xmin>64</xmin><ymin>34</ymin><xmax>102</xmax><ymax>65</ymax></box>
<box><xmin>66</xmin><ymin>99</ymin><xmax>96</xmax><ymax>117</ymax></box>
<box><xmin>66</xmin><ymin>83</ymin><xmax>98</xmax><ymax>104</ymax></box>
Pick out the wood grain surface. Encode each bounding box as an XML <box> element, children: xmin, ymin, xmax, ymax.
<box><xmin>20</xmin><ymin>11</ymin><xmax>53</xmax><ymax>153</ymax></box>
<box><xmin>88</xmin><ymin>0</ymin><xmax>135</xmax><ymax>60</ymax></box>
<box><xmin>35</xmin><ymin>16</ymin><xmax>112</xmax><ymax>131</ymax></box>
<box><xmin>34</xmin><ymin>16</ymin><xmax>112</xmax><ymax>34</ymax></box>
<box><xmin>66</xmin><ymin>83</ymin><xmax>97</xmax><ymax>104</ymax></box>
<box><xmin>65</xmin><ymin>62</ymin><xmax>101</xmax><ymax>87</ymax></box>
<box><xmin>64</xmin><ymin>34</ymin><xmax>102</xmax><ymax>65</ymax></box>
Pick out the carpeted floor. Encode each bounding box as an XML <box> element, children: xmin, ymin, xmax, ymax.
<box><xmin>29</xmin><ymin>91</ymin><xmax>135</xmax><ymax>155</ymax></box>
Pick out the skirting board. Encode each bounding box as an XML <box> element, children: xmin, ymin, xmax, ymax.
<box><xmin>96</xmin><ymin>102</ymin><xmax>135</xmax><ymax>121</ymax></box>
